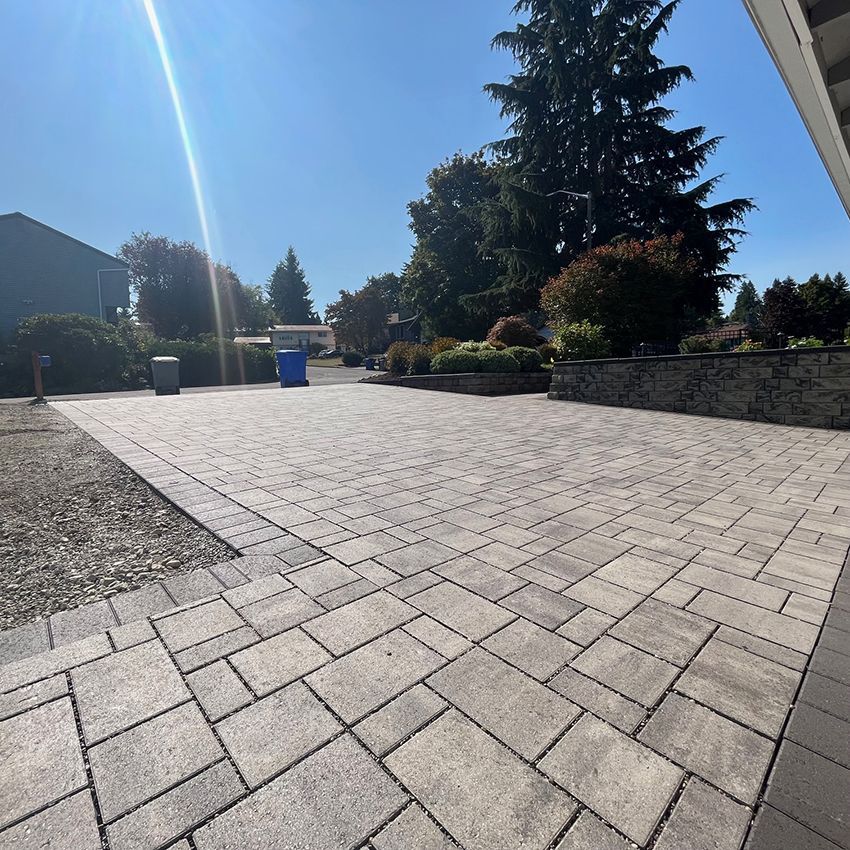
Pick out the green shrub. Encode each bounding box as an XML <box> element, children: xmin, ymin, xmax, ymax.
<box><xmin>456</xmin><ymin>340</ymin><xmax>496</xmax><ymax>352</ymax></box>
<box><xmin>10</xmin><ymin>313</ymin><xmax>139</xmax><ymax>395</ymax></box>
<box><xmin>504</xmin><ymin>346</ymin><xmax>543</xmax><ymax>372</ymax></box>
<box><xmin>341</xmin><ymin>350</ymin><xmax>364</xmax><ymax>366</ymax></box>
<box><xmin>678</xmin><ymin>335</ymin><xmax>724</xmax><ymax>354</ymax></box>
<box><xmin>554</xmin><ymin>322</ymin><xmax>612</xmax><ymax>361</ymax></box>
<box><xmin>386</xmin><ymin>342</ymin><xmax>413</xmax><ymax>374</ymax></box>
<box><xmin>734</xmin><ymin>339</ymin><xmax>764</xmax><ymax>352</ymax></box>
<box><xmin>541</xmin><ymin>234</ymin><xmax>700</xmax><ymax>356</ymax></box>
<box><xmin>309</xmin><ymin>342</ymin><xmax>325</xmax><ymax>356</ymax></box>
<box><xmin>538</xmin><ymin>342</ymin><xmax>558</xmax><ymax>363</ymax></box>
<box><xmin>406</xmin><ymin>344</ymin><xmax>432</xmax><ymax>375</ymax></box>
<box><xmin>486</xmin><ymin>315</ymin><xmax>539</xmax><ymax>348</ymax></box>
<box><xmin>430</xmin><ymin>337</ymin><xmax>460</xmax><ymax>355</ymax></box>
<box><xmin>477</xmin><ymin>349</ymin><xmax>520</xmax><ymax>373</ymax></box>
<box><xmin>430</xmin><ymin>349</ymin><xmax>479</xmax><ymax>374</ymax></box>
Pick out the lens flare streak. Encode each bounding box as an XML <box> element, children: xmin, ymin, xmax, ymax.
<box><xmin>142</xmin><ymin>0</ymin><xmax>244</xmax><ymax>383</ymax></box>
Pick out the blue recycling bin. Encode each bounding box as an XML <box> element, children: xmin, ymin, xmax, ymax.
<box><xmin>275</xmin><ymin>349</ymin><xmax>309</xmax><ymax>388</ymax></box>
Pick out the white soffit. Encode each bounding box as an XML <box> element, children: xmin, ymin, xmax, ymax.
<box><xmin>743</xmin><ymin>0</ymin><xmax>850</xmax><ymax>216</ymax></box>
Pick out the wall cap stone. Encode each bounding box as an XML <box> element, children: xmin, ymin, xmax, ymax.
<box><xmin>553</xmin><ymin>345</ymin><xmax>849</xmax><ymax>368</ymax></box>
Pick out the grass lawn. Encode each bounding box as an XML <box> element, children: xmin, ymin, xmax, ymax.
<box><xmin>306</xmin><ymin>357</ymin><xmax>343</xmax><ymax>367</ymax></box>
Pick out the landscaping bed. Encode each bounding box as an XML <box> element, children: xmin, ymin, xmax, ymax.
<box><xmin>0</xmin><ymin>402</ymin><xmax>233</xmax><ymax>629</ymax></box>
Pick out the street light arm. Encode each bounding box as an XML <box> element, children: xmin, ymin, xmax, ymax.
<box><xmin>545</xmin><ymin>189</ymin><xmax>590</xmax><ymax>199</ymax></box>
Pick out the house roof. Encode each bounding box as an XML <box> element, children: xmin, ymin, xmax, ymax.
<box><xmin>0</xmin><ymin>211</ymin><xmax>129</xmax><ymax>267</ymax></box>
<box><xmin>742</xmin><ymin>0</ymin><xmax>850</xmax><ymax>217</ymax></box>
<box><xmin>270</xmin><ymin>325</ymin><xmax>333</xmax><ymax>332</ymax></box>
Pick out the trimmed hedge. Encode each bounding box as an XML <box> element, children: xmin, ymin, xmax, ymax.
<box><xmin>0</xmin><ymin>314</ymin><xmax>278</xmax><ymax>397</ymax></box>
<box><xmin>431</xmin><ymin>349</ymin><xmax>479</xmax><ymax>374</ymax></box>
<box><xmin>341</xmin><ymin>350</ymin><xmax>364</xmax><ymax>366</ymax></box>
<box><xmin>146</xmin><ymin>338</ymin><xmax>276</xmax><ymax>386</ymax></box>
<box><xmin>478</xmin><ymin>349</ymin><xmax>520</xmax><ymax>373</ymax></box>
<box><xmin>504</xmin><ymin>346</ymin><xmax>543</xmax><ymax>372</ymax></box>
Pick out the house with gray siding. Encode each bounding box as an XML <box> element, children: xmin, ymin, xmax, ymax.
<box><xmin>0</xmin><ymin>212</ymin><xmax>130</xmax><ymax>339</ymax></box>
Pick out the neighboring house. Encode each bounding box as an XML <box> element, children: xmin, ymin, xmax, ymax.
<box><xmin>743</xmin><ymin>1</ymin><xmax>850</xmax><ymax>216</ymax></box>
<box><xmin>387</xmin><ymin>312</ymin><xmax>421</xmax><ymax>344</ymax></box>
<box><xmin>269</xmin><ymin>325</ymin><xmax>335</xmax><ymax>351</ymax></box>
<box><xmin>233</xmin><ymin>335</ymin><xmax>273</xmax><ymax>349</ymax></box>
<box><xmin>0</xmin><ymin>212</ymin><xmax>130</xmax><ymax>337</ymax></box>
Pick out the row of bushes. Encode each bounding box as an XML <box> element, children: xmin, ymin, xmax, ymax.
<box><xmin>384</xmin><ymin>339</ymin><xmax>547</xmax><ymax>376</ymax></box>
<box><xmin>0</xmin><ymin>314</ymin><xmax>277</xmax><ymax>397</ymax></box>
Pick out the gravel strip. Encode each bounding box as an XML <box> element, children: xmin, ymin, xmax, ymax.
<box><xmin>0</xmin><ymin>402</ymin><xmax>234</xmax><ymax>629</ymax></box>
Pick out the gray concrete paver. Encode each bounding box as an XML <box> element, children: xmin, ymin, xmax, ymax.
<box><xmin>72</xmin><ymin>640</ymin><xmax>190</xmax><ymax>742</ymax></box>
<box><xmin>305</xmin><ymin>628</ymin><xmax>443</xmax><ymax>723</ymax></box>
<box><xmin>215</xmin><ymin>683</ymin><xmax>341</xmax><ymax>787</ymax></box>
<box><xmin>639</xmin><ymin>693</ymin><xmax>773</xmax><ymax>803</ymax></box>
<box><xmin>0</xmin><ymin>698</ymin><xmax>87</xmax><ymax>830</ymax></box>
<box><xmin>675</xmin><ymin>638</ymin><xmax>801</xmax><ymax>737</ymax></box>
<box><xmin>653</xmin><ymin>778</ymin><xmax>751</xmax><ymax>850</ymax></box>
<box><xmin>193</xmin><ymin>735</ymin><xmax>406</xmax><ymax>850</ymax></box>
<box><xmin>386</xmin><ymin>709</ymin><xmax>574</xmax><ymax>850</ymax></box>
<box><xmin>539</xmin><ymin>713</ymin><xmax>683</xmax><ymax>846</ymax></box>
<box><xmin>0</xmin><ymin>790</ymin><xmax>100</xmax><ymax>850</ymax></box>
<box><xmin>88</xmin><ymin>702</ymin><xmax>223</xmax><ymax>822</ymax></box>
<box><xmin>427</xmin><ymin>648</ymin><xmax>579</xmax><ymax>759</ymax></box>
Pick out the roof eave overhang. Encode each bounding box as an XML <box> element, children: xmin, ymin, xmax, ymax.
<box><xmin>743</xmin><ymin>0</ymin><xmax>850</xmax><ymax>217</ymax></box>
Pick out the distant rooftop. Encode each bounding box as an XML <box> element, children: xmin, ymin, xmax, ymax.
<box><xmin>271</xmin><ymin>325</ymin><xmax>333</xmax><ymax>332</ymax></box>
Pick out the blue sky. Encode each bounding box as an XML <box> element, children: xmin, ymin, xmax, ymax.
<box><xmin>2</xmin><ymin>0</ymin><xmax>848</xmax><ymax>315</ymax></box>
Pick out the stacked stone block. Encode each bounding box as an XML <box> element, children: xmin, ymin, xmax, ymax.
<box><xmin>548</xmin><ymin>347</ymin><xmax>850</xmax><ymax>429</ymax></box>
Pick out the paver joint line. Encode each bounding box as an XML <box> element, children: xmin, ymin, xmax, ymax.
<box><xmin>1</xmin><ymin>386</ymin><xmax>849</xmax><ymax>850</ymax></box>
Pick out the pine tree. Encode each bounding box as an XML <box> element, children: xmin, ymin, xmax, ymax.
<box><xmin>476</xmin><ymin>0</ymin><xmax>753</xmax><ymax>319</ymax></box>
<box><xmin>268</xmin><ymin>247</ymin><xmax>319</xmax><ymax>324</ymax></box>
<box><xmin>729</xmin><ymin>280</ymin><xmax>763</xmax><ymax>327</ymax></box>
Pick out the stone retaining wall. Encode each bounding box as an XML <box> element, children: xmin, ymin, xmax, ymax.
<box><xmin>365</xmin><ymin>371</ymin><xmax>551</xmax><ymax>396</ymax></box>
<box><xmin>548</xmin><ymin>347</ymin><xmax>850</xmax><ymax>428</ymax></box>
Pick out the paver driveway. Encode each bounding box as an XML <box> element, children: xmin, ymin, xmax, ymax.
<box><xmin>1</xmin><ymin>384</ymin><xmax>849</xmax><ymax>850</ymax></box>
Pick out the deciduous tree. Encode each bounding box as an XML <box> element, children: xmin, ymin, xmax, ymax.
<box><xmin>118</xmin><ymin>233</ymin><xmax>246</xmax><ymax>338</ymax></box>
<box><xmin>402</xmin><ymin>152</ymin><xmax>503</xmax><ymax>339</ymax></box>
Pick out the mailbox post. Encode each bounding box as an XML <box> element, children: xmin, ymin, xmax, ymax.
<box><xmin>31</xmin><ymin>351</ymin><xmax>51</xmax><ymax>403</ymax></box>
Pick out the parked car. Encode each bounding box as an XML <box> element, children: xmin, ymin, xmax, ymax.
<box><xmin>317</xmin><ymin>348</ymin><xmax>341</xmax><ymax>358</ymax></box>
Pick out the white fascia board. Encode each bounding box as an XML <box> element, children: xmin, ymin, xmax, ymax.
<box><xmin>743</xmin><ymin>0</ymin><xmax>850</xmax><ymax>216</ymax></box>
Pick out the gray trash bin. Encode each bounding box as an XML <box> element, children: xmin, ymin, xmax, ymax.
<box><xmin>150</xmin><ymin>356</ymin><xmax>180</xmax><ymax>395</ymax></box>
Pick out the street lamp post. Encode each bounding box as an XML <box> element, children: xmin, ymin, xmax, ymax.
<box><xmin>546</xmin><ymin>189</ymin><xmax>593</xmax><ymax>251</ymax></box>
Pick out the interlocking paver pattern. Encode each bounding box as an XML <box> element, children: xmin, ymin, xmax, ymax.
<box><xmin>2</xmin><ymin>385</ymin><xmax>849</xmax><ymax>848</ymax></box>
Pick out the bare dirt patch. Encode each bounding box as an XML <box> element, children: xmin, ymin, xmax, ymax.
<box><xmin>0</xmin><ymin>402</ymin><xmax>233</xmax><ymax>629</ymax></box>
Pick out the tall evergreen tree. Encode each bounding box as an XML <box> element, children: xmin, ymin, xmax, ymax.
<box><xmin>762</xmin><ymin>277</ymin><xmax>806</xmax><ymax>338</ymax></box>
<box><xmin>799</xmin><ymin>272</ymin><xmax>850</xmax><ymax>342</ymax></box>
<box><xmin>268</xmin><ymin>247</ymin><xmax>319</xmax><ymax>324</ymax></box>
<box><xmin>728</xmin><ymin>280</ymin><xmax>763</xmax><ymax>327</ymax></box>
<box><xmin>476</xmin><ymin>0</ymin><xmax>753</xmax><ymax>319</ymax></box>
